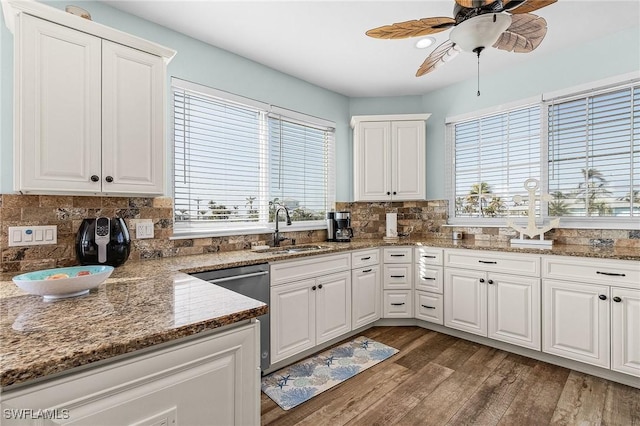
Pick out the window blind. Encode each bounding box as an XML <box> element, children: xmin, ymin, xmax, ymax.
<box><xmin>172</xmin><ymin>79</ymin><xmax>335</xmax><ymax>233</ymax></box>
<box><xmin>453</xmin><ymin>105</ymin><xmax>541</xmax><ymax>218</ymax></box>
<box><xmin>548</xmin><ymin>84</ymin><xmax>640</xmax><ymax>217</ymax></box>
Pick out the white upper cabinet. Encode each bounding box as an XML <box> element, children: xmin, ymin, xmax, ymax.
<box><xmin>352</xmin><ymin>114</ymin><xmax>430</xmax><ymax>202</ymax></box>
<box><xmin>11</xmin><ymin>5</ymin><xmax>175</xmax><ymax>196</ymax></box>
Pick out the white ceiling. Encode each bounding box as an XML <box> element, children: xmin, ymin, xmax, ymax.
<box><xmin>104</xmin><ymin>0</ymin><xmax>640</xmax><ymax>97</ymax></box>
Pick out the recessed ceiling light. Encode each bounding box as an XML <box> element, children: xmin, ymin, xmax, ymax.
<box><xmin>415</xmin><ymin>37</ymin><xmax>436</xmax><ymax>49</ymax></box>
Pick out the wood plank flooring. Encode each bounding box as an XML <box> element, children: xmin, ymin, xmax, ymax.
<box><xmin>261</xmin><ymin>326</ymin><xmax>640</xmax><ymax>426</ymax></box>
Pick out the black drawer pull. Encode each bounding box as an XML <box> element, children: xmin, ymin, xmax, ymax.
<box><xmin>422</xmin><ymin>276</ymin><xmax>436</xmax><ymax>280</ymax></box>
<box><xmin>390</xmin><ymin>302</ymin><xmax>405</xmax><ymax>306</ymax></box>
<box><xmin>390</xmin><ymin>275</ymin><xmax>405</xmax><ymax>278</ymax></box>
<box><xmin>421</xmin><ymin>305</ymin><xmax>436</xmax><ymax>309</ymax></box>
<box><xmin>312</xmin><ymin>286</ymin><xmax>317</xmax><ymax>291</ymax></box>
<box><xmin>479</xmin><ymin>278</ymin><xmax>485</xmax><ymax>283</ymax></box>
<box><xmin>613</xmin><ymin>297</ymin><xmax>622</xmax><ymax>303</ymax></box>
<box><xmin>599</xmin><ymin>294</ymin><xmax>607</xmax><ymax>301</ymax></box>
<box><xmin>361</xmin><ymin>256</ymin><xmax>371</xmax><ymax>260</ymax></box>
<box><xmin>596</xmin><ymin>271</ymin><xmax>626</xmax><ymax>277</ymax></box>
<box><xmin>390</xmin><ymin>254</ymin><xmax>405</xmax><ymax>257</ymax></box>
<box><xmin>422</xmin><ymin>255</ymin><xmax>436</xmax><ymax>258</ymax></box>
<box><xmin>478</xmin><ymin>260</ymin><xmax>497</xmax><ymax>264</ymax></box>
<box><xmin>362</xmin><ymin>269</ymin><xmax>372</xmax><ymax>273</ymax></box>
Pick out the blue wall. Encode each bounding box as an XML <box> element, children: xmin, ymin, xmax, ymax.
<box><xmin>1</xmin><ymin>2</ymin><xmax>638</xmax><ymax>202</ymax></box>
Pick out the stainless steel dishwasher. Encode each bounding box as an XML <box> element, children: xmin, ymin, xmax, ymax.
<box><xmin>190</xmin><ymin>263</ymin><xmax>270</xmax><ymax>372</ymax></box>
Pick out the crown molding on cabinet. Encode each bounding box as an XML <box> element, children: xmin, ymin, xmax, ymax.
<box><xmin>2</xmin><ymin>0</ymin><xmax>176</xmax><ymax>62</ymax></box>
<box><xmin>350</xmin><ymin>113</ymin><xmax>431</xmax><ymax>129</ymax></box>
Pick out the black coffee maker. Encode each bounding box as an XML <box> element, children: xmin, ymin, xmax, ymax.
<box><xmin>76</xmin><ymin>217</ymin><xmax>131</xmax><ymax>267</ymax></box>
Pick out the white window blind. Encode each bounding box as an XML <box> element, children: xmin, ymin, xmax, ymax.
<box><xmin>452</xmin><ymin>105</ymin><xmax>541</xmax><ymax>219</ymax></box>
<box><xmin>172</xmin><ymin>79</ymin><xmax>335</xmax><ymax>235</ymax></box>
<box><xmin>548</xmin><ymin>84</ymin><xmax>640</xmax><ymax>217</ymax></box>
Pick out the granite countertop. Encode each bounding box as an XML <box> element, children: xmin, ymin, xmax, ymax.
<box><xmin>1</xmin><ymin>238</ymin><xmax>637</xmax><ymax>389</ymax></box>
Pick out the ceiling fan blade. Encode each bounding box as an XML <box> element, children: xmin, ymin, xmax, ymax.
<box><xmin>506</xmin><ymin>0</ymin><xmax>557</xmax><ymax>14</ymax></box>
<box><xmin>493</xmin><ymin>13</ymin><xmax>547</xmax><ymax>53</ymax></box>
<box><xmin>366</xmin><ymin>17</ymin><xmax>455</xmax><ymax>39</ymax></box>
<box><xmin>455</xmin><ymin>0</ymin><xmax>495</xmax><ymax>8</ymax></box>
<box><xmin>416</xmin><ymin>40</ymin><xmax>461</xmax><ymax>77</ymax></box>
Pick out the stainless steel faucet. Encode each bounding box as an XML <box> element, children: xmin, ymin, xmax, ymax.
<box><xmin>274</xmin><ymin>205</ymin><xmax>292</xmax><ymax>247</ymax></box>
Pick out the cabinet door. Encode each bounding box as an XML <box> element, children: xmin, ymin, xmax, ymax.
<box><xmin>354</xmin><ymin>121</ymin><xmax>391</xmax><ymax>201</ymax></box>
<box><xmin>444</xmin><ymin>269</ymin><xmax>487</xmax><ymax>337</ymax></box>
<box><xmin>102</xmin><ymin>40</ymin><xmax>165</xmax><ymax>195</ymax></box>
<box><xmin>391</xmin><ymin>120</ymin><xmax>425</xmax><ymax>201</ymax></box>
<box><xmin>352</xmin><ymin>266</ymin><xmax>381</xmax><ymax>329</ymax></box>
<box><xmin>542</xmin><ymin>280</ymin><xmax>610</xmax><ymax>369</ymax></box>
<box><xmin>415</xmin><ymin>291</ymin><xmax>443</xmax><ymax>325</ymax></box>
<box><xmin>270</xmin><ymin>279</ymin><xmax>316</xmax><ymax>363</ymax></box>
<box><xmin>316</xmin><ymin>271</ymin><xmax>352</xmax><ymax>344</ymax></box>
<box><xmin>17</xmin><ymin>14</ymin><xmax>102</xmax><ymax>193</ymax></box>
<box><xmin>487</xmin><ymin>274</ymin><xmax>540</xmax><ymax>350</ymax></box>
<box><xmin>611</xmin><ymin>287</ymin><xmax>640</xmax><ymax>377</ymax></box>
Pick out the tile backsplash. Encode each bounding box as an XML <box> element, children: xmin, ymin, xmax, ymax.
<box><xmin>1</xmin><ymin>195</ymin><xmax>637</xmax><ymax>273</ymax></box>
<box><xmin>0</xmin><ymin>194</ymin><xmax>326</xmax><ymax>273</ymax></box>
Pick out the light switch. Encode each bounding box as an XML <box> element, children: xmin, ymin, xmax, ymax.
<box><xmin>8</xmin><ymin>226</ymin><xmax>57</xmax><ymax>247</ymax></box>
<box><xmin>135</xmin><ymin>221</ymin><xmax>154</xmax><ymax>239</ymax></box>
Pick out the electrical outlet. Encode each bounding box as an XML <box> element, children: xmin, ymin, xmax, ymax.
<box><xmin>8</xmin><ymin>226</ymin><xmax>58</xmax><ymax>247</ymax></box>
<box><xmin>135</xmin><ymin>221</ymin><xmax>154</xmax><ymax>239</ymax></box>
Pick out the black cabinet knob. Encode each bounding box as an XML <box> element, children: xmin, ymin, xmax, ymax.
<box><xmin>90</xmin><ymin>175</ymin><xmax>99</xmax><ymax>182</ymax></box>
<box><xmin>488</xmin><ymin>279</ymin><xmax>494</xmax><ymax>284</ymax></box>
<box><xmin>318</xmin><ymin>284</ymin><xmax>323</xmax><ymax>289</ymax></box>
<box><xmin>386</xmin><ymin>191</ymin><xmax>391</xmax><ymax>195</ymax></box>
<box><xmin>393</xmin><ymin>191</ymin><xmax>397</xmax><ymax>195</ymax></box>
<box><xmin>479</xmin><ymin>278</ymin><xmax>485</xmax><ymax>283</ymax></box>
<box><xmin>599</xmin><ymin>294</ymin><xmax>607</xmax><ymax>301</ymax></box>
<box><xmin>105</xmin><ymin>176</ymin><xmax>114</xmax><ymax>183</ymax></box>
<box><xmin>312</xmin><ymin>286</ymin><xmax>317</xmax><ymax>291</ymax></box>
<box><xmin>613</xmin><ymin>296</ymin><xmax>622</xmax><ymax>303</ymax></box>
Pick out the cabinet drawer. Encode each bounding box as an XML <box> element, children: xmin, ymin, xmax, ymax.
<box><xmin>383</xmin><ymin>290</ymin><xmax>413</xmax><ymax>318</ymax></box>
<box><xmin>543</xmin><ymin>256</ymin><xmax>640</xmax><ymax>290</ymax></box>
<box><xmin>415</xmin><ymin>265</ymin><xmax>443</xmax><ymax>293</ymax></box>
<box><xmin>444</xmin><ymin>249</ymin><xmax>540</xmax><ymax>277</ymax></box>
<box><xmin>351</xmin><ymin>248</ymin><xmax>380</xmax><ymax>268</ymax></box>
<box><xmin>415</xmin><ymin>247</ymin><xmax>443</xmax><ymax>266</ymax></box>
<box><xmin>271</xmin><ymin>253</ymin><xmax>351</xmax><ymax>286</ymax></box>
<box><xmin>383</xmin><ymin>264</ymin><xmax>413</xmax><ymax>289</ymax></box>
<box><xmin>383</xmin><ymin>247</ymin><xmax>413</xmax><ymax>263</ymax></box>
<box><xmin>415</xmin><ymin>291</ymin><xmax>443</xmax><ymax>324</ymax></box>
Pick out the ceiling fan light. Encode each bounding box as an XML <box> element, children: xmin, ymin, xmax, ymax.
<box><xmin>415</xmin><ymin>37</ymin><xmax>436</xmax><ymax>49</ymax></box>
<box><xmin>449</xmin><ymin>13</ymin><xmax>512</xmax><ymax>52</ymax></box>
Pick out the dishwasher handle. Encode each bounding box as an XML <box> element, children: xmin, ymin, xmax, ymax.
<box><xmin>205</xmin><ymin>270</ymin><xmax>269</xmax><ymax>284</ymax></box>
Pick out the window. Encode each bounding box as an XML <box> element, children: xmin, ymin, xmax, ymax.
<box><xmin>548</xmin><ymin>85</ymin><xmax>640</xmax><ymax>217</ymax></box>
<box><xmin>448</xmin><ymin>78</ymin><xmax>640</xmax><ymax>226</ymax></box>
<box><xmin>452</xmin><ymin>105</ymin><xmax>541</xmax><ymax>219</ymax></box>
<box><xmin>173</xmin><ymin>78</ymin><xmax>335</xmax><ymax>236</ymax></box>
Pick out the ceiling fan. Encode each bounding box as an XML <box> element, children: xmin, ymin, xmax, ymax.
<box><xmin>366</xmin><ymin>0</ymin><xmax>557</xmax><ymax>79</ymax></box>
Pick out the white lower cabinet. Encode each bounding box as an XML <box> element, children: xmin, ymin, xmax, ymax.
<box><xmin>352</xmin><ymin>265</ymin><xmax>381</xmax><ymax>329</ymax></box>
<box><xmin>611</xmin><ymin>287</ymin><xmax>640</xmax><ymax>376</ymax></box>
<box><xmin>271</xmin><ymin>267</ymin><xmax>351</xmax><ymax>364</ymax></box>
<box><xmin>444</xmin><ymin>249</ymin><xmax>541</xmax><ymax>351</ymax></box>
<box><xmin>383</xmin><ymin>290</ymin><xmax>413</xmax><ymax>318</ymax></box>
<box><xmin>415</xmin><ymin>291</ymin><xmax>443</xmax><ymax>324</ymax></box>
<box><xmin>543</xmin><ymin>279</ymin><xmax>610</xmax><ymax>368</ymax></box>
<box><xmin>0</xmin><ymin>322</ymin><xmax>260</xmax><ymax>426</ymax></box>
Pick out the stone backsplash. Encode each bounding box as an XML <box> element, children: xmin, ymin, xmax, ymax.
<box><xmin>0</xmin><ymin>194</ymin><xmax>326</xmax><ymax>273</ymax></box>
<box><xmin>1</xmin><ymin>195</ymin><xmax>637</xmax><ymax>273</ymax></box>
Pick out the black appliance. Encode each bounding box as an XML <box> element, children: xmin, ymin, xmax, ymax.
<box><xmin>76</xmin><ymin>217</ymin><xmax>131</xmax><ymax>267</ymax></box>
<box><xmin>327</xmin><ymin>211</ymin><xmax>353</xmax><ymax>242</ymax></box>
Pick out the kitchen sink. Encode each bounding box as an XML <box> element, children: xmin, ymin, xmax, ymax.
<box><xmin>256</xmin><ymin>244</ymin><xmax>331</xmax><ymax>254</ymax></box>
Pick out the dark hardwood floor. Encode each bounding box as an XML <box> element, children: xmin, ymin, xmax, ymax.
<box><xmin>261</xmin><ymin>326</ymin><xmax>640</xmax><ymax>426</ymax></box>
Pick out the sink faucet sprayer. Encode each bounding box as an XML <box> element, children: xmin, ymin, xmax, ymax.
<box><xmin>274</xmin><ymin>205</ymin><xmax>292</xmax><ymax>247</ymax></box>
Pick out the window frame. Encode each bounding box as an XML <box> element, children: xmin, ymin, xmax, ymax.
<box><xmin>170</xmin><ymin>78</ymin><xmax>336</xmax><ymax>239</ymax></box>
<box><xmin>446</xmin><ymin>73</ymin><xmax>640</xmax><ymax>230</ymax></box>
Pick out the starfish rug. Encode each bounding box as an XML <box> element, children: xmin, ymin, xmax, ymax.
<box><xmin>261</xmin><ymin>336</ymin><xmax>399</xmax><ymax>410</ymax></box>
